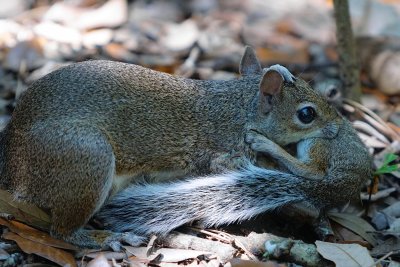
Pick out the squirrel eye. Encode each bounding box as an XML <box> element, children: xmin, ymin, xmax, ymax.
<box><xmin>327</xmin><ymin>86</ymin><xmax>338</xmax><ymax>98</ymax></box>
<box><xmin>297</xmin><ymin>106</ymin><xmax>316</xmax><ymax>124</ymax></box>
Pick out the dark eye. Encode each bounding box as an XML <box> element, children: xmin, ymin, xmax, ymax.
<box><xmin>327</xmin><ymin>87</ymin><xmax>338</xmax><ymax>98</ymax></box>
<box><xmin>297</xmin><ymin>106</ymin><xmax>316</xmax><ymax>124</ymax></box>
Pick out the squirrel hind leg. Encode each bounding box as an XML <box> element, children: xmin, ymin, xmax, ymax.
<box><xmin>8</xmin><ymin>122</ymin><xmax>117</xmax><ymax>248</ymax></box>
<box><xmin>48</xmin><ymin>131</ymin><xmax>116</xmax><ymax>246</ymax></box>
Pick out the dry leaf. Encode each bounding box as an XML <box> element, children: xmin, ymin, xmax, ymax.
<box><xmin>229</xmin><ymin>259</ymin><xmax>286</xmax><ymax>267</ymax></box>
<box><xmin>0</xmin><ymin>248</ymin><xmax>10</xmax><ymax>260</ymax></box>
<box><xmin>0</xmin><ymin>189</ymin><xmax>50</xmax><ymax>230</ymax></box>
<box><xmin>87</xmin><ymin>253</ymin><xmax>112</xmax><ymax>267</ymax></box>
<box><xmin>3</xmin><ymin>232</ymin><xmax>77</xmax><ymax>267</ymax></box>
<box><xmin>331</xmin><ymin>221</ymin><xmax>367</xmax><ymax>244</ymax></box>
<box><xmin>316</xmin><ymin>241</ymin><xmax>374</xmax><ymax>267</ymax></box>
<box><xmin>255</xmin><ymin>38</ymin><xmax>309</xmax><ymax>65</ymax></box>
<box><xmin>102</xmin><ymin>43</ymin><xmax>138</xmax><ymax>62</ymax></box>
<box><xmin>162</xmin><ymin>19</ymin><xmax>199</xmax><ymax>53</ymax></box>
<box><xmin>0</xmin><ymin>218</ymin><xmax>77</xmax><ymax>250</ymax></box>
<box><xmin>43</xmin><ymin>0</ymin><xmax>128</xmax><ymax>30</ymax></box>
<box><xmin>4</xmin><ymin>39</ymin><xmax>46</xmax><ymax>72</ymax></box>
<box><xmin>124</xmin><ymin>246</ymin><xmax>215</xmax><ymax>263</ymax></box>
<box><xmin>82</xmin><ymin>29</ymin><xmax>113</xmax><ymax>49</ymax></box>
<box><xmin>34</xmin><ymin>22</ymin><xmax>82</xmax><ymax>47</ymax></box>
<box><xmin>371</xmin><ymin>237</ymin><xmax>400</xmax><ymax>258</ymax></box>
<box><xmin>328</xmin><ymin>212</ymin><xmax>378</xmax><ymax>246</ymax></box>
<box><xmin>85</xmin><ymin>250</ymin><xmax>126</xmax><ymax>260</ymax></box>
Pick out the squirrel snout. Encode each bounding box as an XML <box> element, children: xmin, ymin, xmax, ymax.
<box><xmin>322</xmin><ymin>122</ymin><xmax>339</xmax><ymax>139</ymax></box>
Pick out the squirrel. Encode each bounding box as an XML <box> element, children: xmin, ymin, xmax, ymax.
<box><xmin>95</xmin><ymin>68</ymin><xmax>373</xmax><ymax>240</ymax></box>
<box><xmin>0</xmin><ymin>46</ymin><xmax>372</xmax><ymax>250</ymax></box>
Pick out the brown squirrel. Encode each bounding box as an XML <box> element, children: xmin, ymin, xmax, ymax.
<box><xmin>0</xmin><ymin>46</ymin><xmax>372</xmax><ymax>249</ymax></box>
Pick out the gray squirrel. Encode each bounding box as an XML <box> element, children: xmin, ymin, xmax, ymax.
<box><xmin>0</xmin><ymin>46</ymin><xmax>372</xmax><ymax>249</ymax></box>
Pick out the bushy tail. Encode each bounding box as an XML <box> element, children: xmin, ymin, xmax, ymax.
<box><xmin>95</xmin><ymin>164</ymin><xmax>306</xmax><ymax>235</ymax></box>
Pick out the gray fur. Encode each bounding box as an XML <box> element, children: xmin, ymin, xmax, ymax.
<box><xmin>96</xmin><ymin>163</ymin><xmax>305</xmax><ymax>235</ymax></box>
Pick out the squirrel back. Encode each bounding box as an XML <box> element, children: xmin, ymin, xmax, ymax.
<box><xmin>5</xmin><ymin>61</ymin><xmax>258</xmax><ymax>179</ymax></box>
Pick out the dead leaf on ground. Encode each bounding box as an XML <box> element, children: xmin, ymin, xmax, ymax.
<box><xmin>316</xmin><ymin>241</ymin><xmax>375</xmax><ymax>267</ymax></box>
<box><xmin>4</xmin><ymin>38</ymin><xmax>46</xmax><ymax>72</ymax></box>
<box><xmin>328</xmin><ymin>212</ymin><xmax>378</xmax><ymax>246</ymax></box>
<box><xmin>0</xmin><ymin>189</ymin><xmax>50</xmax><ymax>230</ymax></box>
<box><xmin>161</xmin><ymin>19</ymin><xmax>199</xmax><ymax>53</ymax></box>
<box><xmin>87</xmin><ymin>253</ymin><xmax>112</xmax><ymax>267</ymax></box>
<box><xmin>0</xmin><ymin>218</ymin><xmax>77</xmax><ymax>250</ymax></box>
<box><xmin>255</xmin><ymin>37</ymin><xmax>309</xmax><ymax>65</ymax></box>
<box><xmin>0</xmin><ymin>248</ymin><xmax>10</xmax><ymax>260</ymax></box>
<box><xmin>229</xmin><ymin>259</ymin><xmax>287</xmax><ymax>267</ymax></box>
<box><xmin>43</xmin><ymin>0</ymin><xmax>128</xmax><ymax>30</ymax></box>
<box><xmin>3</xmin><ymin>231</ymin><xmax>77</xmax><ymax>267</ymax></box>
<box><xmin>372</xmin><ymin>201</ymin><xmax>400</xmax><ymax>230</ymax></box>
<box><xmin>124</xmin><ymin>246</ymin><xmax>216</xmax><ymax>263</ymax></box>
<box><xmin>85</xmin><ymin>250</ymin><xmax>126</xmax><ymax>261</ymax></box>
<box><xmin>331</xmin><ymin>221</ymin><xmax>368</xmax><ymax>245</ymax></box>
<box><xmin>371</xmin><ymin>236</ymin><xmax>400</xmax><ymax>258</ymax></box>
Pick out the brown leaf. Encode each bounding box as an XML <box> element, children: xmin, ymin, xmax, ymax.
<box><xmin>0</xmin><ymin>218</ymin><xmax>77</xmax><ymax>250</ymax></box>
<box><xmin>87</xmin><ymin>253</ymin><xmax>112</xmax><ymax>267</ymax></box>
<box><xmin>4</xmin><ymin>38</ymin><xmax>46</xmax><ymax>72</ymax></box>
<box><xmin>43</xmin><ymin>0</ymin><xmax>128</xmax><ymax>30</ymax></box>
<box><xmin>123</xmin><ymin>246</ymin><xmax>216</xmax><ymax>263</ymax></box>
<box><xmin>230</xmin><ymin>259</ymin><xmax>286</xmax><ymax>267</ymax></box>
<box><xmin>3</xmin><ymin>232</ymin><xmax>77</xmax><ymax>267</ymax></box>
<box><xmin>255</xmin><ymin>38</ymin><xmax>309</xmax><ymax>65</ymax></box>
<box><xmin>331</xmin><ymin>221</ymin><xmax>368</xmax><ymax>245</ymax></box>
<box><xmin>103</xmin><ymin>43</ymin><xmax>138</xmax><ymax>62</ymax></box>
<box><xmin>328</xmin><ymin>212</ymin><xmax>378</xmax><ymax>246</ymax></box>
<box><xmin>316</xmin><ymin>241</ymin><xmax>374</xmax><ymax>267</ymax></box>
<box><xmin>0</xmin><ymin>189</ymin><xmax>50</xmax><ymax>230</ymax></box>
<box><xmin>85</xmin><ymin>251</ymin><xmax>126</xmax><ymax>260</ymax></box>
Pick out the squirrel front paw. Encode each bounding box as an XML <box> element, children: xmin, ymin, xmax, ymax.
<box><xmin>245</xmin><ymin>131</ymin><xmax>278</xmax><ymax>154</ymax></box>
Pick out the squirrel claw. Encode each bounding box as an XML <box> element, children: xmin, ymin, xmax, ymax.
<box><xmin>103</xmin><ymin>232</ymin><xmax>147</xmax><ymax>251</ymax></box>
<box><xmin>245</xmin><ymin>131</ymin><xmax>270</xmax><ymax>144</ymax></box>
<box><xmin>251</xmin><ymin>142</ymin><xmax>268</xmax><ymax>152</ymax></box>
<box><xmin>247</xmin><ymin>133</ymin><xmax>277</xmax><ymax>154</ymax></box>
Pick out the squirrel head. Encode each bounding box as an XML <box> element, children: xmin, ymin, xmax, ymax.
<box><xmin>240</xmin><ymin>46</ymin><xmax>342</xmax><ymax>146</ymax></box>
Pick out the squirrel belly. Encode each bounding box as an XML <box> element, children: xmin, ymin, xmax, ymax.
<box><xmin>95</xmin><ymin>163</ymin><xmax>307</xmax><ymax>235</ymax></box>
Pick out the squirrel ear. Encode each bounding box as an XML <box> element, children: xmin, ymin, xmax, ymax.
<box><xmin>259</xmin><ymin>69</ymin><xmax>284</xmax><ymax>96</ymax></box>
<box><xmin>239</xmin><ymin>46</ymin><xmax>262</xmax><ymax>75</ymax></box>
<box><xmin>258</xmin><ymin>69</ymin><xmax>284</xmax><ymax>113</ymax></box>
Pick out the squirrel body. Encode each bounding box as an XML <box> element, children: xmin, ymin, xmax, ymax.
<box><xmin>0</xmin><ymin>47</ymin><xmax>372</xmax><ymax>249</ymax></box>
